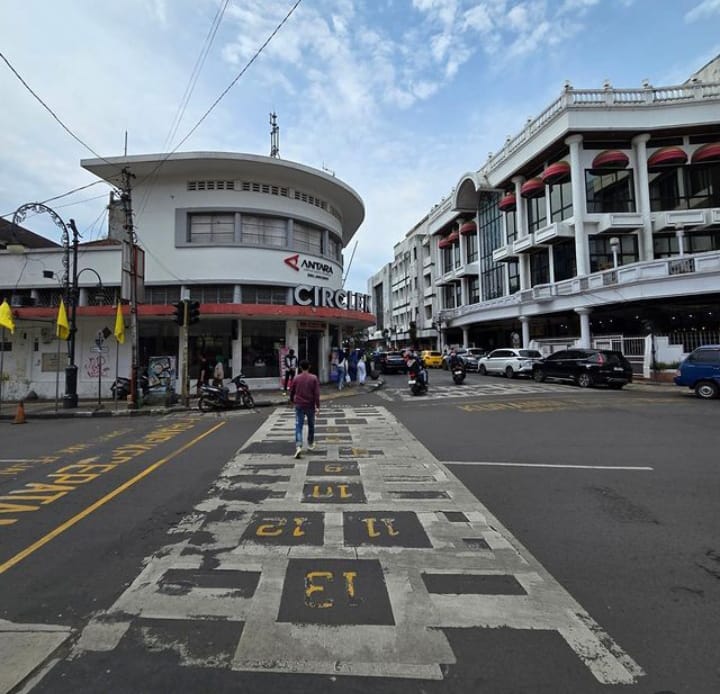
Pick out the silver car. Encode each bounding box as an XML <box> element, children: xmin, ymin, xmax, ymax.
<box><xmin>477</xmin><ymin>348</ymin><xmax>543</xmax><ymax>378</ymax></box>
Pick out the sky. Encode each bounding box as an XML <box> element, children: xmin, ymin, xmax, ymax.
<box><xmin>1</xmin><ymin>0</ymin><xmax>719</xmax><ymax>293</ymax></box>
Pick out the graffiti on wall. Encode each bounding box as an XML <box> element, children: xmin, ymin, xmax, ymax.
<box><xmin>84</xmin><ymin>354</ymin><xmax>110</xmax><ymax>378</ymax></box>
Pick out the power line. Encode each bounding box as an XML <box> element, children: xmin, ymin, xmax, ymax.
<box><xmin>0</xmin><ymin>52</ymin><xmax>121</xmax><ymax>172</ymax></box>
<box><xmin>1</xmin><ymin>180</ymin><xmax>109</xmax><ymax>220</ymax></box>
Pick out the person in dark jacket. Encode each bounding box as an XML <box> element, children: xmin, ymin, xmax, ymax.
<box><xmin>283</xmin><ymin>348</ymin><xmax>298</xmax><ymax>392</ymax></box>
<box><xmin>289</xmin><ymin>360</ymin><xmax>320</xmax><ymax>458</ymax></box>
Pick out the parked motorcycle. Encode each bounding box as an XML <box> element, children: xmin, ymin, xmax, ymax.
<box><xmin>198</xmin><ymin>374</ymin><xmax>255</xmax><ymax>411</ymax></box>
<box><xmin>111</xmin><ymin>374</ymin><xmax>150</xmax><ymax>400</ymax></box>
<box><xmin>452</xmin><ymin>363</ymin><xmax>466</xmax><ymax>385</ymax></box>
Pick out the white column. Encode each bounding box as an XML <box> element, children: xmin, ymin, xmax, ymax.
<box><xmin>632</xmin><ymin>133</ymin><xmax>653</xmax><ymax>261</ymax></box>
<box><xmin>566</xmin><ymin>134</ymin><xmax>588</xmax><ymax>276</ymax></box>
<box><xmin>675</xmin><ymin>227</ymin><xmax>685</xmax><ymax>256</ymax></box>
<box><xmin>520</xmin><ymin>316</ymin><xmax>530</xmax><ymax>348</ymax></box>
<box><xmin>513</xmin><ymin>176</ymin><xmax>530</xmax><ymax>291</ymax></box>
<box><xmin>462</xmin><ymin>326</ymin><xmax>469</xmax><ymax>348</ymax></box>
<box><xmin>575</xmin><ymin>307</ymin><xmax>592</xmax><ymax>348</ymax></box>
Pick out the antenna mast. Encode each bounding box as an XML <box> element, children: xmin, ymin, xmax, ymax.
<box><xmin>269</xmin><ymin>112</ymin><xmax>280</xmax><ymax>158</ymax></box>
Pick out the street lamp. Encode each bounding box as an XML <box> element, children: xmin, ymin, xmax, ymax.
<box><xmin>12</xmin><ymin>203</ymin><xmax>80</xmax><ymax>408</ymax></box>
<box><xmin>609</xmin><ymin>236</ymin><xmax>620</xmax><ymax>269</ymax></box>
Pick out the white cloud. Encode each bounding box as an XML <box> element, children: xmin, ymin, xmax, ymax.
<box><xmin>685</xmin><ymin>0</ymin><xmax>720</xmax><ymax>22</ymax></box>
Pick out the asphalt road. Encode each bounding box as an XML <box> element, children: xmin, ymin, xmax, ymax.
<box><xmin>0</xmin><ymin>373</ymin><xmax>717</xmax><ymax>694</ymax></box>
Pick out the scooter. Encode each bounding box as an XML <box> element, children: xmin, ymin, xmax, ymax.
<box><xmin>452</xmin><ymin>363</ymin><xmax>466</xmax><ymax>385</ymax></box>
<box><xmin>198</xmin><ymin>374</ymin><xmax>255</xmax><ymax>411</ymax></box>
<box><xmin>111</xmin><ymin>374</ymin><xmax>150</xmax><ymax>400</ymax></box>
<box><xmin>407</xmin><ymin>363</ymin><xmax>428</xmax><ymax>396</ymax></box>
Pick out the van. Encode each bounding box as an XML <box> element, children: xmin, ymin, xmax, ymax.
<box><xmin>674</xmin><ymin>345</ymin><xmax>720</xmax><ymax>399</ymax></box>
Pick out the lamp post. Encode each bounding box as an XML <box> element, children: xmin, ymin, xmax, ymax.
<box><xmin>12</xmin><ymin>203</ymin><xmax>80</xmax><ymax>407</ymax></box>
<box><xmin>609</xmin><ymin>236</ymin><xmax>620</xmax><ymax>269</ymax></box>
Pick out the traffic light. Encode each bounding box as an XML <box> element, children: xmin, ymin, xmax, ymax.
<box><xmin>188</xmin><ymin>300</ymin><xmax>200</xmax><ymax>325</ymax></box>
<box><xmin>173</xmin><ymin>301</ymin><xmax>185</xmax><ymax>326</ymax></box>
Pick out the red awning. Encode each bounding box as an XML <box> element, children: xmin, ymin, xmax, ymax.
<box><xmin>648</xmin><ymin>146</ymin><xmax>687</xmax><ymax>169</ymax></box>
<box><xmin>691</xmin><ymin>142</ymin><xmax>720</xmax><ymax>164</ymax></box>
<box><xmin>592</xmin><ymin>150</ymin><xmax>629</xmax><ymax>169</ymax></box>
<box><xmin>520</xmin><ymin>178</ymin><xmax>545</xmax><ymax>198</ymax></box>
<box><xmin>438</xmin><ymin>238</ymin><xmax>452</xmax><ymax>249</ymax></box>
<box><xmin>541</xmin><ymin>160</ymin><xmax>571</xmax><ymax>185</ymax></box>
<box><xmin>459</xmin><ymin>220</ymin><xmax>477</xmax><ymax>235</ymax></box>
<box><xmin>447</xmin><ymin>231</ymin><xmax>460</xmax><ymax>243</ymax></box>
<box><xmin>498</xmin><ymin>193</ymin><xmax>517</xmax><ymax>212</ymax></box>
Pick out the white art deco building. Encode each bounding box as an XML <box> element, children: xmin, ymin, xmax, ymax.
<box><xmin>0</xmin><ymin>152</ymin><xmax>372</xmax><ymax>401</ymax></box>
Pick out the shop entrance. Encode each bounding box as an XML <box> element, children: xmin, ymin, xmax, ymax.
<box><xmin>298</xmin><ymin>330</ymin><xmax>322</xmax><ymax>374</ymax></box>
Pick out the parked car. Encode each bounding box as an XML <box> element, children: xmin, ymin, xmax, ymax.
<box><xmin>532</xmin><ymin>349</ymin><xmax>633</xmax><ymax>388</ymax></box>
<box><xmin>477</xmin><ymin>348</ymin><xmax>543</xmax><ymax>378</ymax></box>
<box><xmin>420</xmin><ymin>350</ymin><xmax>443</xmax><ymax>368</ymax></box>
<box><xmin>673</xmin><ymin>344</ymin><xmax>720</xmax><ymax>399</ymax></box>
<box><xmin>377</xmin><ymin>351</ymin><xmax>408</xmax><ymax>374</ymax></box>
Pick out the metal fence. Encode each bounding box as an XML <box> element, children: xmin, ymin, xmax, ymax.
<box><xmin>665</xmin><ymin>330</ymin><xmax>720</xmax><ymax>352</ymax></box>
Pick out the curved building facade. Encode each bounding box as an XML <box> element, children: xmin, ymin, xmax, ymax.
<box><xmin>0</xmin><ymin>152</ymin><xmax>373</xmax><ymax>400</ymax></box>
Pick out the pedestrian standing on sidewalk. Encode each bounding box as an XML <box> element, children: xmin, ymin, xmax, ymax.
<box><xmin>336</xmin><ymin>350</ymin><xmax>347</xmax><ymax>390</ymax></box>
<box><xmin>357</xmin><ymin>351</ymin><xmax>367</xmax><ymax>385</ymax></box>
<box><xmin>283</xmin><ymin>348</ymin><xmax>298</xmax><ymax>393</ymax></box>
<box><xmin>289</xmin><ymin>359</ymin><xmax>320</xmax><ymax>458</ymax></box>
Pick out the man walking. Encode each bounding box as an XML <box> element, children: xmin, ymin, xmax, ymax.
<box><xmin>289</xmin><ymin>360</ymin><xmax>320</xmax><ymax>458</ymax></box>
<box><xmin>283</xmin><ymin>348</ymin><xmax>298</xmax><ymax>393</ymax></box>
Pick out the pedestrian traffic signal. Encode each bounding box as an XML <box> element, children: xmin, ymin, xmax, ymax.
<box><xmin>188</xmin><ymin>300</ymin><xmax>200</xmax><ymax>325</ymax></box>
<box><xmin>173</xmin><ymin>301</ymin><xmax>185</xmax><ymax>326</ymax></box>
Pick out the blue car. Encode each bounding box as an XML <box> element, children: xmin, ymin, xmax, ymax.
<box><xmin>674</xmin><ymin>345</ymin><xmax>720</xmax><ymax>399</ymax></box>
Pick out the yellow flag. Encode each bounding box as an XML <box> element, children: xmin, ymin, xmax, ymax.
<box><xmin>56</xmin><ymin>298</ymin><xmax>70</xmax><ymax>340</ymax></box>
<box><xmin>114</xmin><ymin>303</ymin><xmax>125</xmax><ymax>344</ymax></box>
<box><xmin>0</xmin><ymin>299</ymin><xmax>15</xmax><ymax>334</ymax></box>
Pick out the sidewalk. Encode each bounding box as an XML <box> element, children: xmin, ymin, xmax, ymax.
<box><xmin>0</xmin><ymin>379</ymin><xmax>385</xmax><ymax>420</ymax></box>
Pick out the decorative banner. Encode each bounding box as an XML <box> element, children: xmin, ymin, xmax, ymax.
<box><xmin>56</xmin><ymin>298</ymin><xmax>70</xmax><ymax>340</ymax></box>
<box><xmin>0</xmin><ymin>299</ymin><xmax>15</xmax><ymax>334</ymax></box>
<box><xmin>114</xmin><ymin>304</ymin><xmax>125</xmax><ymax>344</ymax></box>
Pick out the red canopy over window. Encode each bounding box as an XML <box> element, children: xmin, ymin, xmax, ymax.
<box><xmin>647</xmin><ymin>146</ymin><xmax>687</xmax><ymax>169</ymax></box>
<box><xmin>498</xmin><ymin>193</ymin><xmax>517</xmax><ymax>211</ymax></box>
<box><xmin>592</xmin><ymin>150</ymin><xmax>629</xmax><ymax>169</ymax></box>
<box><xmin>459</xmin><ymin>220</ymin><xmax>477</xmax><ymax>235</ymax></box>
<box><xmin>520</xmin><ymin>178</ymin><xmax>545</xmax><ymax>198</ymax></box>
<box><xmin>691</xmin><ymin>142</ymin><xmax>720</xmax><ymax>164</ymax></box>
<box><xmin>541</xmin><ymin>160</ymin><xmax>571</xmax><ymax>185</ymax></box>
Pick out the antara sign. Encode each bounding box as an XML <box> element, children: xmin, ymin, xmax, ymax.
<box><xmin>293</xmin><ymin>285</ymin><xmax>370</xmax><ymax>312</ymax></box>
<box><xmin>284</xmin><ymin>253</ymin><xmax>334</xmax><ymax>279</ymax></box>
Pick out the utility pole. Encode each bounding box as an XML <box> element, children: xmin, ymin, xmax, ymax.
<box><xmin>120</xmin><ymin>167</ymin><xmax>139</xmax><ymax>409</ymax></box>
<box><xmin>181</xmin><ymin>300</ymin><xmax>189</xmax><ymax>407</ymax></box>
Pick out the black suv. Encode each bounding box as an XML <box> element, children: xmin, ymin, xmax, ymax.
<box><xmin>377</xmin><ymin>351</ymin><xmax>408</xmax><ymax>374</ymax></box>
<box><xmin>532</xmin><ymin>349</ymin><xmax>633</xmax><ymax>389</ymax></box>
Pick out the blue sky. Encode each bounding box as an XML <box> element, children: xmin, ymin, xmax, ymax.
<box><xmin>1</xmin><ymin>0</ymin><xmax>719</xmax><ymax>293</ymax></box>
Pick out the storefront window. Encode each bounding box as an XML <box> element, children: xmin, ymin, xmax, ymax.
<box><xmin>242</xmin><ymin>320</ymin><xmax>285</xmax><ymax>378</ymax></box>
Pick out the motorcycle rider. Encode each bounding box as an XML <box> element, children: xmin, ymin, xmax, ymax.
<box><xmin>449</xmin><ymin>348</ymin><xmax>466</xmax><ymax>383</ymax></box>
<box><xmin>404</xmin><ymin>350</ymin><xmax>428</xmax><ymax>389</ymax></box>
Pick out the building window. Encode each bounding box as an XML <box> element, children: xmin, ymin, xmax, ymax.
<box><xmin>478</xmin><ymin>196</ymin><xmax>505</xmax><ymax>301</ymax></box>
<box><xmin>188</xmin><ymin>213</ymin><xmax>235</xmax><ymax>243</ymax></box>
<box><xmin>241</xmin><ymin>320</ymin><xmax>284</xmax><ymax>378</ymax></box>
<box><xmin>505</xmin><ymin>210</ymin><xmax>517</xmax><ymax>243</ymax></box>
<box><xmin>145</xmin><ymin>286</ymin><xmax>182</xmax><ymax>305</ymax></box>
<box><xmin>508</xmin><ymin>260</ymin><xmax>520</xmax><ymax>294</ymax></box>
<box><xmin>326</xmin><ymin>234</ymin><xmax>342</xmax><ymax>262</ymax></box>
<box><xmin>686</xmin><ymin>163</ymin><xmax>720</xmax><ymax>209</ymax></box>
<box><xmin>241</xmin><ymin>215</ymin><xmax>286</xmax><ymax>246</ymax></box>
<box><xmin>553</xmin><ymin>240</ymin><xmax>577</xmax><ymax>281</ymax></box>
<box><xmin>442</xmin><ymin>284</ymin><xmax>458</xmax><ymax>309</ymax></box>
<box><xmin>293</xmin><ymin>222</ymin><xmax>323</xmax><ymax>255</ymax></box>
<box><xmin>442</xmin><ymin>246</ymin><xmax>453</xmax><ymax>274</ymax></box>
<box><xmin>585</xmin><ymin>169</ymin><xmax>635</xmax><ymax>213</ymax></box>
<box><xmin>649</xmin><ymin>169</ymin><xmax>682</xmax><ymax>211</ymax></box>
<box><xmin>589</xmin><ymin>235</ymin><xmax>638</xmax><ymax>271</ymax></box>
<box><xmin>526</xmin><ymin>195</ymin><xmax>547</xmax><ymax>233</ymax></box>
<box><xmin>465</xmin><ymin>233</ymin><xmax>478</xmax><ymax>262</ymax></box>
<box><xmin>189</xmin><ymin>285</ymin><xmax>235</xmax><ymax>304</ymax></box>
<box><xmin>241</xmin><ymin>285</ymin><xmax>289</xmax><ymax>305</ymax></box>
<box><xmin>530</xmin><ymin>250</ymin><xmax>550</xmax><ymax>286</ymax></box>
<box><xmin>468</xmin><ymin>277</ymin><xmax>480</xmax><ymax>304</ymax></box>
<box><xmin>549</xmin><ymin>180</ymin><xmax>573</xmax><ymax>222</ymax></box>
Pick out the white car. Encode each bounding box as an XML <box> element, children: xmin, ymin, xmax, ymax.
<box><xmin>477</xmin><ymin>348</ymin><xmax>543</xmax><ymax>378</ymax></box>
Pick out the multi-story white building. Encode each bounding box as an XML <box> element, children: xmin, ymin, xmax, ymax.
<box><xmin>0</xmin><ymin>152</ymin><xmax>372</xmax><ymax>401</ymax></box>
<box><xmin>371</xmin><ymin>58</ymin><xmax>720</xmax><ymax>373</ymax></box>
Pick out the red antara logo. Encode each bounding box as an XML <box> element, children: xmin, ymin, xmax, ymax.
<box><xmin>284</xmin><ymin>254</ymin><xmax>300</xmax><ymax>271</ymax></box>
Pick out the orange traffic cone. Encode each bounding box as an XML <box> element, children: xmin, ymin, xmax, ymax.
<box><xmin>12</xmin><ymin>401</ymin><xmax>26</xmax><ymax>425</ymax></box>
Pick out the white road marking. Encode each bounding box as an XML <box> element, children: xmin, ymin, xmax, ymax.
<box><xmin>445</xmin><ymin>461</ymin><xmax>654</xmax><ymax>471</ymax></box>
<box><xmin>75</xmin><ymin>405</ymin><xmax>644</xmax><ymax>685</ymax></box>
